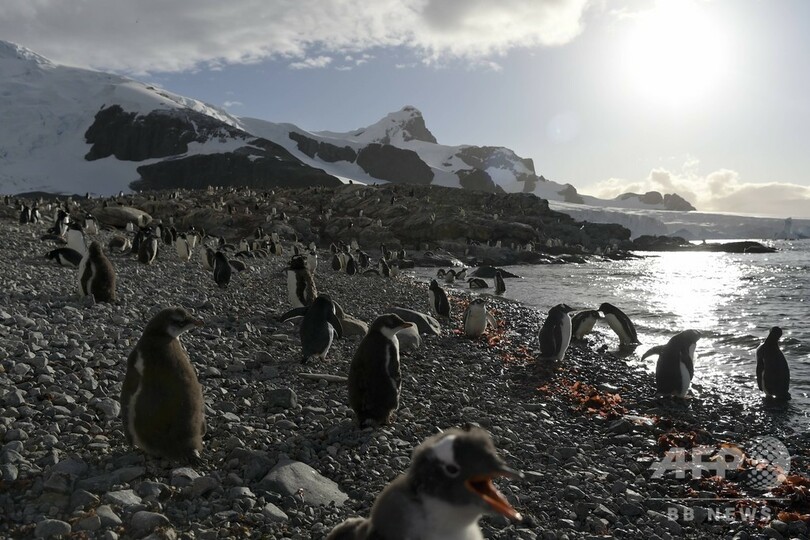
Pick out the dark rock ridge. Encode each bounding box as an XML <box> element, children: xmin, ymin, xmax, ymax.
<box><xmin>349</xmin><ymin>105</ymin><xmax>437</xmax><ymax>144</ymax></box>
<box><xmin>457</xmin><ymin>169</ymin><xmax>503</xmax><ymax>193</ymax></box>
<box><xmin>83</xmin><ymin>105</ymin><xmax>342</xmax><ymax>191</ymax></box>
<box><xmin>631</xmin><ymin>236</ymin><xmax>775</xmax><ymax>253</ymax></box>
<box><xmin>355</xmin><ymin>144</ymin><xmax>434</xmax><ymax>185</ymax></box>
<box><xmin>456</xmin><ymin>146</ymin><xmax>537</xmax><ymax>192</ymax></box>
<box><xmin>288</xmin><ymin>132</ymin><xmax>357</xmax><ymax>163</ymax></box>
<box><xmin>617</xmin><ymin>191</ymin><xmax>696</xmax><ymax>211</ymax></box>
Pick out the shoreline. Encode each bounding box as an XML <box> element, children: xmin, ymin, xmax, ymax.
<box><xmin>0</xmin><ymin>217</ymin><xmax>808</xmax><ymax>539</ymax></box>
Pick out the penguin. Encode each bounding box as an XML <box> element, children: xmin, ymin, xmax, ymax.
<box><xmin>348</xmin><ymin>314</ymin><xmax>415</xmax><ymax>426</ymax></box>
<box><xmin>175</xmin><ymin>234</ymin><xmax>192</xmax><ymax>261</ymax></box>
<box><xmin>756</xmin><ymin>326</ymin><xmax>791</xmax><ymax>400</ymax></box>
<box><xmin>463</xmin><ymin>298</ymin><xmax>496</xmax><ymax>338</ymax></box>
<box><xmin>345</xmin><ymin>253</ymin><xmax>358</xmax><ymax>276</ymax></box>
<box><xmin>642</xmin><ymin>329</ymin><xmax>701</xmax><ymax>398</ymax></box>
<box><xmin>307</xmin><ymin>250</ymin><xmax>318</xmax><ymax>275</ymax></box>
<box><xmin>108</xmin><ymin>236</ymin><xmax>131</xmax><ymax>254</ymax></box>
<box><xmin>436</xmin><ymin>268</ymin><xmax>446</xmax><ymax>278</ymax></box>
<box><xmin>119</xmin><ymin>307</ymin><xmax>205</xmax><ymax>463</ymax></box>
<box><xmin>538</xmin><ymin>304</ymin><xmax>575</xmax><ymax>361</ymax></box>
<box><xmin>19</xmin><ymin>205</ymin><xmax>31</xmax><ymax>224</ymax></box>
<box><xmin>138</xmin><ymin>233</ymin><xmax>159</xmax><ymax>265</ymax></box>
<box><xmin>286</xmin><ymin>255</ymin><xmax>317</xmax><ymax>308</ymax></box>
<box><xmin>200</xmin><ymin>246</ymin><xmax>216</xmax><ymax>270</ymax></box>
<box><xmin>331</xmin><ymin>253</ymin><xmax>343</xmax><ymax>271</ymax></box>
<box><xmin>571</xmin><ymin>310</ymin><xmax>603</xmax><ymax>340</ymax></box>
<box><xmin>379</xmin><ymin>258</ymin><xmax>391</xmax><ymax>278</ymax></box>
<box><xmin>229</xmin><ymin>259</ymin><xmax>247</xmax><ymax>273</ymax></box>
<box><xmin>213</xmin><ymin>251</ymin><xmax>232</xmax><ymax>288</ymax></box>
<box><xmin>66</xmin><ymin>222</ymin><xmax>87</xmax><ymax>255</ymax></box>
<box><xmin>396</xmin><ymin>248</ymin><xmax>406</xmax><ymax>260</ymax></box>
<box><xmin>84</xmin><ymin>214</ymin><xmax>99</xmax><ymax>235</ymax></box>
<box><xmin>77</xmin><ymin>241</ymin><xmax>117</xmax><ymax>302</ymax></box>
<box><xmin>428</xmin><ymin>279</ymin><xmax>451</xmax><ymax>320</ymax></box>
<box><xmin>326</xmin><ymin>427</ymin><xmax>522</xmax><ymax>540</ymax></box>
<box><xmin>467</xmin><ymin>278</ymin><xmax>489</xmax><ymax>289</ymax></box>
<box><xmin>455</xmin><ymin>268</ymin><xmax>467</xmax><ymax>281</ymax></box>
<box><xmin>294</xmin><ymin>295</ymin><xmax>344</xmax><ymax>362</ymax></box>
<box><xmin>162</xmin><ymin>226</ymin><xmax>174</xmax><ymax>246</ymax></box>
<box><xmin>443</xmin><ymin>269</ymin><xmax>457</xmax><ymax>284</ymax></box>
<box><xmin>494</xmin><ymin>270</ymin><xmax>506</xmax><ymax>296</ymax></box>
<box><xmin>45</xmin><ymin>247</ymin><xmax>83</xmax><ymax>268</ymax></box>
<box><xmin>599</xmin><ymin>302</ymin><xmax>639</xmax><ymax>346</ymax></box>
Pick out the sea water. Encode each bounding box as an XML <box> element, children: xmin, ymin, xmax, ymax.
<box><xmin>413</xmin><ymin>240</ymin><xmax>810</xmax><ymax>424</ymax></box>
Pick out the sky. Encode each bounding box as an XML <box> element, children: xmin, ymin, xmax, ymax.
<box><xmin>2</xmin><ymin>0</ymin><xmax>809</xmax><ymax>217</ymax></box>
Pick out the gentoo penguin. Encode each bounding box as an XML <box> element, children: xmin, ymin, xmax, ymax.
<box><xmin>428</xmin><ymin>279</ymin><xmax>451</xmax><ymax>320</ymax></box>
<box><xmin>286</xmin><ymin>255</ymin><xmax>317</xmax><ymax>308</ymax></box>
<box><xmin>175</xmin><ymin>234</ymin><xmax>192</xmax><ymax>261</ymax></box>
<box><xmin>571</xmin><ymin>310</ymin><xmax>603</xmax><ymax>340</ymax></box>
<box><xmin>200</xmin><ymin>246</ymin><xmax>216</xmax><ymax>270</ymax></box>
<box><xmin>213</xmin><ymin>251</ymin><xmax>232</xmax><ymax>288</ymax></box>
<box><xmin>119</xmin><ymin>307</ymin><xmax>205</xmax><ymax>463</ymax></box>
<box><xmin>348</xmin><ymin>314</ymin><xmax>415</xmax><ymax>426</ymax></box>
<box><xmin>162</xmin><ymin>226</ymin><xmax>174</xmax><ymax>246</ymax></box>
<box><xmin>444</xmin><ymin>269</ymin><xmax>457</xmax><ymax>284</ymax></box>
<box><xmin>463</xmin><ymin>298</ymin><xmax>496</xmax><ymax>338</ymax></box>
<box><xmin>598</xmin><ymin>302</ymin><xmax>639</xmax><ymax>346</ymax></box>
<box><xmin>306</xmin><ymin>250</ymin><xmax>318</xmax><ymax>275</ymax></box>
<box><xmin>345</xmin><ymin>253</ymin><xmax>358</xmax><ymax>276</ymax></box>
<box><xmin>331</xmin><ymin>253</ymin><xmax>343</xmax><ymax>271</ymax></box>
<box><xmin>19</xmin><ymin>205</ymin><xmax>31</xmax><ymax>224</ymax></box>
<box><xmin>538</xmin><ymin>304</ymin><xmax>575</xmax><ymax>361</ymax></box>
<box><xmin>77</xmin><ymin>241</ymin><xmax>117</xmax><ymax>302</ymax></box>
<box><xmin>46</xmin><ymin>247</ymin><xmax>83</xmax><ymax>268</ymax></box>
<box><xmin>108</xmin><ymin>236</ymin><xmax>131</xmax><ymax>254</ymax></box>
<box><xmin>326</xmin><ymin>427</ymin><xmax>522</xmax><ymax>540</ymax></box>
<box><xmin>455</xmin><ymin>268</ymin><xmax>467</xmax><ymax>281</ymax></box>
<box><xmin>138</xmin><ymin>233</ymin><xmax>159</xmax><ymax>265</ymax></box>
<box><xmin>66</xmin><ymin>222</ymin><xmax>87</xmax><ymax>255</ymax></box>
<box><xmin>642</xmin><ymin>329</ymin><xmax>701</xmax><ymax>398</ymax></box>
<box><xmin>84</xmin><ymin>214</ymin><xmax>99</xmax><ymax>235</ymax></box>
<box><xmin>494</xmin><ymin>270</ymin><xmax>506</xmax><ymax>296</ymax></box>
<box><xmin>436</xmin><ymin>268</ymin><xmax>446</xmax><ymax>278</ymax></box>
<box><xmin>756</xmin><ymin>327</ymin><xmax>791</xmax><ymax>400</ymax></box>
<box><xmin>467</xmin><ymin>278</ymin><xmax>489</xmax><ymax>289</ymax></box>
<box><xmin>298</xmin><ymin>295</ymin><xmax>344</xmax><ymax>362</ymax></box>
<box><xmin>379</xmin><ymin>258</ymin><xmax>391</xmax><ymax>278</ymax></box>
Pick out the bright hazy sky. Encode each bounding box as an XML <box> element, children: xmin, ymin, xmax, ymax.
<box><xmin>2</xmin><ymin>0</ymin><xmax>809</xmax><ymax>217</ymax></box>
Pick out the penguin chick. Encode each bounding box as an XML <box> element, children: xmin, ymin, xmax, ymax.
<box><xmin>119</xmin><ymin>307</ymin><xmax>205</xmax><ymax>463</ymax></box>
<box><xmin>462</xmin><ymin>298</ymin><xmax>496</xmax><ymax>338</ymax></box>
<box><xmin>348</xmin><ymin>314</ymin><xmax>414</xmax><ymax>426</ymax></box>
<box><xmin>643</xmin><ymin>329</ymin><xmax>701</xmax><ymax>398</ymax></box>
<box><xmin>77</xmin><ymin>241</ymin><xmax>117</xmax><ymax>302</ymax></box>
<box><xmin>326</xmin><ymin>427</ymin><xmax>522</xmax><ymax>540</ymax></box>
<box><xmin>538</xmin><ymin>304</ymin><xmax>575</xmax><ymax>361</ymax></box>
<box><xmin>756</xmin><ymin>326</ymin><xmax>791</xmax><ymax>400</ymax></box>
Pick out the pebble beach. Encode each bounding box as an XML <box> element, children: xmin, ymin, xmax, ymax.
<box><xmin>1</xmin><ymin>212</ymin><xmax>809</xmax><ymax>540</ymax></box>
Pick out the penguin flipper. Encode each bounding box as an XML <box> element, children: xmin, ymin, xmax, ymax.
<box><xmin>326</xmin><ymin>517</ymin><xmax>370</xmax><ymax>540</ymax></box>
<box><xmin>486</xmin><ymin>312</ymin><xmax>497</xmax><ymax>328</ymax></box>
<box><xmin>641</xmin><ymin>345</ymin><xmax>665</xmax><ymax>361</ymax></box>
<box><xmin>279</xmin><ymin>307</ymin><xmax>308</xmax><ymax>322</ymax></box>
<box><xmin>328</xmin><ymin>313</ymin><xmax>344</xmax><ymax>339</ymax></box>
<box><xmin>755</xmin><ymin>349</ymin><xmax>765</xmax><ymax>391</ymax></box>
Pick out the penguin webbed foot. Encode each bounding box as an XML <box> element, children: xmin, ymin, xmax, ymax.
<box><xmin>185</xmin><ymin>450</ymin><xmax>204</xmax><ymax>467</ymax></box>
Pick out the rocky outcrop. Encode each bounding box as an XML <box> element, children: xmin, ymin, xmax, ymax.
<box><xmin>558</xmin><ymin>184</ymin><xmax>584</xmax><ymax>204</ymax></box>
<box><xmin>663</xmin><ymin>193</ymin><xmax>696</xmax><ymax>211</ymax></box>
<box><xmin>457</xmin><ymin>169</ymin><xmax>502</xmax><ymax>193</ymax></box>
<box><xmin>355</xmin><ymin>144</ymin><xmax>434</xmax><ymax>185</ymax></box>
<box><xmin>84</xmin><ymin>105</ymin><xmax>243</xmax><ymax>162</ymax></box>
<box><xmin>457</xmin><ymin>146</ymin><xmax>538</xmax><ymax>192</ymax></box>
<box><xmin>392</xmin><ymin>106</ymin><xmax>437</xmax><ymax>143</ymax></box>
<box><xmin>288</xmin><ymin>132</ymin><xmax>356</xmax><ymax>163</ymax></box>
<box><xmin>617</xmin><ymin>191</ymin><xmax>696</xmax><ymax>211</ymax></box>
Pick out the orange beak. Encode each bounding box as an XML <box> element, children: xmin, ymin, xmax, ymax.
<box><xmin>465</xmin><ymin>471</ymin><xmax>522</xmax><ymax>521</ymax></box>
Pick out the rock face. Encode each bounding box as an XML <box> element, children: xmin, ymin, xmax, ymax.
<box><xmin>288</xmin><ymin>132</ymin><xmax>357</xmax><ymax>163</ymax></box>
<box><xmin>355</xmin><ymin>144</ymin><xmax>434</xmax><ymax>185</ymax></box>
<box><xmin>84</xmin><ymin>105</ymin><xmax>342</xmax><ymax>192</ymax></box>
<box><xmin>457</xmin><ymin>169</ymin><xmax>502</xmax><ymax>193</ymax></box>
<box><xmin>618</xmin><ymin>191</ymin><xmax>696</xmax><ymax>211</ymax></box>
<box><xmin>558</xmin><ymin>184</ymin><xmax>585</xmax><ymax>204</ymax></box>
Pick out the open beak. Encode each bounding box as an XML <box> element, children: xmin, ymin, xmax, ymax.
<box><xmin>189</xmin><ymin>318</ymin><xmax>204</xmax><ymax>327</ymax></box>
<box><xmin>465</xmin><ymin>468</ymin><xmax>523</xmax><ymax>521</ymax></box>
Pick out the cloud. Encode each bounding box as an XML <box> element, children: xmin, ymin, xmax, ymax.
<box><xmin>581</xmin><ymin>161</ymin><xmax>810</xmax><ymax>218</ymax></box>
<box><xmin>288</xmin><ymin>55</ymin><xmax>333</xmax><ymax>70</ymax></box>
<box><xmin>222</xmin><ymin>100</ymin><xmax>243</xmax><ymax>108</ymax></box>
<box><xmin>0</xmin><ymin>0</ymin><xmax>590</xmax><ymax>74</ymax></box>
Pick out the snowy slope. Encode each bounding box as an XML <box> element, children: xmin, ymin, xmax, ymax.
<box><xmin>0</xmin><ymin>40</ymin><xmax>253</xmax><ymax>195</ymax></box>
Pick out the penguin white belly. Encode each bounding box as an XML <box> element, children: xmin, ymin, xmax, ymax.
<box><xmin>574</xmin><ymin>317</ymin><xmax>597</xmax><ymax>339</ymax></box>
<box><xmin>679</xmin><ymin>362</ymin><xmax>691</xmax><ymax>397</ymax></box>
<box><xmin>77</xmin><ymin>253</ymin><xmax>89</xmax><ymax>296</ymax></box>
<box><xmin>604</xmin><ymin>314</ymin><xmax>629</xmax><ymax>342</ymax></box>
<box><xmin>464</xmin><ymin>309</ymin><xmax>488</xmax><ymax>336</ymax></box>
<box><xmin>286</xmin><ymin>272</ymin><xmax>301</xmax><ymax>308</ymax></box>
<box><xmin>557</xmin><ymin>315</ymin><xmax>572</xmax><ymax>360</ymax></box>
<box><xmin>318</xmin><ymin>325</ymin><xmax>336</xmax><ymax>359</ymax></box>
<box><xmin>419</xmin><ymin>497</ymin><xmax>484</xmax><ymax>540</ymax></box>
<box><xmin>429</xmin><ymin>290</ymin><xmax>438</xmax><ymax>317</ymax></box>
<box><xmin>307</xmin><ymin>254</ymin><xmax>317</xmax><ymax>274</ymax></box>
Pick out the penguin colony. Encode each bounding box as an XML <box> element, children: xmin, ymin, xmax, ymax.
<box><xmin>9</xmin><ymin>189</ymin><xmax>798</xmax><ymax>539</ymax></box>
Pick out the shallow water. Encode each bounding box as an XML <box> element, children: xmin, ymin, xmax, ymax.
<box><xmin>412</xmin><ymin>240</ymin><xmax>810</xmax><ymax>425</ymax></box>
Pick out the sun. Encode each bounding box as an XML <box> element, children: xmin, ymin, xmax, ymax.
<box><xmin>618</xmin><ymin>1</ymin><xmax>730</xmax><ymax>107</ymax></box>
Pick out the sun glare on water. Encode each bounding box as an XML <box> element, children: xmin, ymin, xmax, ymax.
<box><xmin>618</xmin><ymin>0</ymin><xmax>731</xmax><ymax>107</ymax></box>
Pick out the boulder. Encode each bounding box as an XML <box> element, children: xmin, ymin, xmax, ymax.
<box><xmin>385</xmin><ymin>307</ymin><xmax>441</xmax><ymax>336</ymax></box>
<box><xmin>259</xmin><ymin>458</ymin><xmax>348</xmax><ymax>508</ymax></box>
<box><xmin>94</xmin><ymin>206</ymin><xmax>152</xmax><ymax>228</ymax></box>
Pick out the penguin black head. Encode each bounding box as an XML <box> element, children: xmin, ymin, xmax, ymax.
<box><xmin>288</xmin><ymin>255</ymin><xmax>307</xmax><ymax>270</ymax></box>
<box><xmin>312</xmin><ymin>295</ymin><xmax>336</xmax><ymax>313</ymax></box>
<box><xmin>767</xmin><ymin>327</ymin><xmax>783</xmax><ymax>342</ymax></box>
<box><xmin>548</xmin><ymin>303</ymin><xmax>575</xmax><ymax>320</ymax></box>
<box><xmin>409</xmin><ymin>427</ymin><xmax>522</xmax><ymax>521</ymax></box>
<box><xmin>370</xmin><ymin>314</ymin><xmax>414</xmax><ymax>336</ymax></box>
<box><xmin>88</xmin><ymin>240</ymin><xmax>104</xmax><ymax>257</ymax></box>
<box><xmin>429</xmin><ymin>279</ymin><xmax>441</xmax><ymax>291</ymax></box>
<box><xmin>144</xmin><ymin>307</ymin><xmax>203</xmax><ymax>339</ymax></box>
<box><xmin>469</xmin><ymin>297</ymin><xmax>488</xmax><ymax>308</ymax></box>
